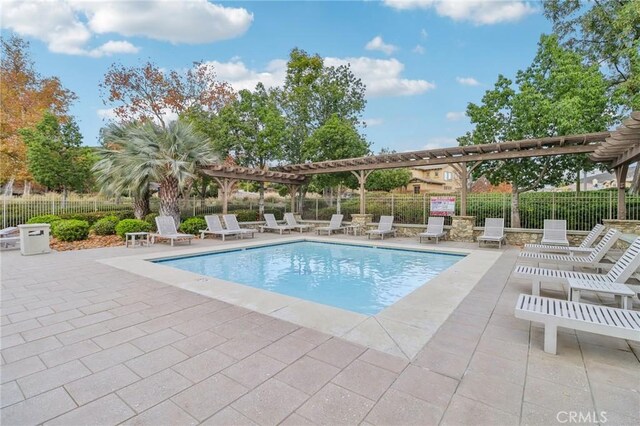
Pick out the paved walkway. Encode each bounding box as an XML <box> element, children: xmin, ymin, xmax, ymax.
<box><xmin>1</xmin><ymin>235</ymin><xmax>638</xmax><ymax>425</ymax></box>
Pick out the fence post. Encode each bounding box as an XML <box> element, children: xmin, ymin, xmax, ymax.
<box><xmin>552</xmin><ymin>192</ymin><xmax>556</xmax><ymax>220</ymax></box>
<box><xmin>2</xmin><ymin>196</ymin><xmax>6</xmax><ymax>228</ymax></box>
<box><xmin>609</xmin><ymin>191</ymin><xmax>613</xmax><ymax>220</ymax></box>
<box><xmin>51</xmin><ymin>196</ymin><xmax>55</xmax><ymax>216</ymax></box>
<box><xmin>94</xmin><ymin>199</ymin><xmax>97</xmax><ymax>212</ymax></box>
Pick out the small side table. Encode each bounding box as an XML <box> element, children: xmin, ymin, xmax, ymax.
<box><xmin>125</xmin><ymin>232</ymin><xmax>150</xmax><ymax>248</ymax></box>
<box><xmin>344</xmin><ymin>225</ymin><xmax>360</xmax><ymax>236</ymax></box>
<box><xmin>568</xmin><ymin>278</ymin><xmax>635</xmax><ymax>309</ymax></box>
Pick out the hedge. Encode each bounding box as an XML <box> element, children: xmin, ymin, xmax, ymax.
<box><xmin>26</xmin><ymin>214</ymin><xmax>61</xmax><ymax>225</ymax></box>
<box><xmin>92</xmin><ymin>216</ymin><xmax>119</xmax><ymax>236</ymax></box>
<box><xmin>51</xmin><ymin>219</ymin><xmax>90</xmax><ymax>241</ymax></box>
<box><xmin>179</xmin><ymin>217</ymin><xmax>207</xmax><ymax>235</ymax></box>
<box><xmin>115</xmin><ymin>219</ymin><xmax>152</xmax><ymax>239</ymax></box>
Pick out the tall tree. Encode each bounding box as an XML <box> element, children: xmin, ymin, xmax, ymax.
<box><xmin>100</xmin><ymin>61</ymin><xmax>235</xmax><ymax>128</ymax></box>
<box><xmin>543</xmin><ymin>0</ymin><xmax>640</xmax><ymax>111</ymax></box>
<box><xmin>93</xmin><ymin>120</ymin><xmax>217</xmax><ymax>225</ymax></box>
<box><xmin>366</xmin><ymin>169</ymin><xmax>412</xmax><ymax>192</ymax></box>
<box><xmin>279</xmin><ymin>48</ymin><xmax>367</xmax><ymax>209</ymax></box>
<box><xmin>19</xmin><ymin>111</ymin><xmax>93</xmax><ymax>202</ymax></box>
<box><xmin>198</xmin><ymin>83</ymin><xmax>286</xmax><ymax>216</ymax></box>
<box><xmin>459</xmin><ymin>35</ymin><xmax>612</xmax><ymax>227</ymax></box>
<box><xmin>0</xmin><ymin>36</ymin><xmax>77</xmax><ymax>192</ymax></box>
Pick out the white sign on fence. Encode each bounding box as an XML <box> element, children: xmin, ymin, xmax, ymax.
<box><xmin>430</xmin><ymin>196</ymin><xmax>456</xmax><ymax>216</ymax></box>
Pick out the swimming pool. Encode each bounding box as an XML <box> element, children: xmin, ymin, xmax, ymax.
<box><xmin>155</xmin><ymin>241</ymin><xmax>464</xmax><ymax>315</ymax></box>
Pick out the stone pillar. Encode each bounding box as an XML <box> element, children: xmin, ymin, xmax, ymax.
<box><xmin>450</xmin><ymin>216</ymin><xmax>475</xmax><ymax>242</ymax></box>
<box><xmin>350</xmin><ymin>213</ymin><xmax>373</xmax><ymax>234</ymax></box>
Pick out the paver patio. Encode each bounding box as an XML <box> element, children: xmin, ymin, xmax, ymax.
<box><xmin>1</xmin><ymin>233</ymin><xmax>639</xmax><ymax>425</ymax></box>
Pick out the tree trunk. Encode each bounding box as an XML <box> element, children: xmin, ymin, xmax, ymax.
<box><xmin>297</xmin><ymin>186</ymin><xmax>306</xmax><ymax>214</ymax></box>
<box><xmin>258</xmin><ymin>182</ymin><xmax>265</xmax><ymax>220</ymax></box>
<box><xmin>631</xmin><ymin>163</ymin><xmax>640</xmax><ymax>195</ymax></box>
<box><xmin>511</xmin><ymin>186</ymin><xmax>521</xmax><ymax>229</ymax></box>
<box><xmin>133</xmin><ymin>195</ymin><xmax>150</xmax><ymax>219</ymax></box>
<box><xmin>200</xmin><ymin>179</ymin><xmax>207</xmax><ymax>208</ymax></box>
<box><xmin>3</xmin><ymin>178</ymin><xmax>14</xmax><ymax>197</ymax></box>
<box><xmin>575</xmin><ymin>170</ymin><xmax>581</xmax><ymax>194</ymax></box>
<box><xmin>159</xmin><ymin>177</ymin><xmax>181</xmax><ymax>227</ymax></box>
<box><xmin>336</xmin><ymin>184</ymin><xmax>342</xmax><ymax>215</ymax></box>
<box><xmin>61</xmin><ymin>186</ymin><xmax>68</xmax><ymax>208</ymax></box>
<box><xmin>22</xmin><ymin>180</ymin><xmax>31</xmax><ymax>197</ymax></box>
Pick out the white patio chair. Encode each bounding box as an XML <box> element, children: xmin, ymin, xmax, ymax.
<box><xmin>514</xmin><ymin>237</ymin><xmax>640</xmax><ymax>296</ymax></box>
<box><xmin>517</xmin><ymin>229</ymin><xmax>620</xmax><ymax>269</ymax></box>
<box><xmin>541</xmin><ymin>219</ymin><xmax>569</xmax><ymax>246</ymax></box>
<box><xmin>200</xmin><ymin>215</ymin><xmax>240</xmax><ymax>241</ymax></box>
<box><xmin>514</xmin><ymin>294</ymin><xmax>640</xmax><ymax>355</ymax></box>
<box><xmin>366</xmin><ymin>216</ymin><xmax>396</xmax><ymax>240</ymax></box>
<box><xmin>222</xmin><ymin>214</ymin><xmax>255</xmax><ymax>239</ymax></box>
<box><xmin>151</xmin><ymin>216</ymin><xmax>195</xmax><ymax>246</ymax></box>
<box><xmin>418</xmin><ymin>217</ymin><xmax>446</xmax><ymax>244</ymax></box>
<box><xmin>523</xmin><ymin>224</ymin><xmax>605</xmax><ymax>254</ymax></box>
<box><xmin>284</xmin><ymin>213</ymin><xmax>311</xmax><ymax>233</ymax></box>
<box><xmin>477</xmin><ymin>218</ymin><xmax>506</xmax><ymax>248</ymax></box>
<box><xmin>316</xmin><ymin>214</ymin><xmax>347</xmax><ymax>235</ymax></box>
<box><xmin>260</xmin><ymin>214</ymin><xmax>294</xmax><ymax>234</ymax></box>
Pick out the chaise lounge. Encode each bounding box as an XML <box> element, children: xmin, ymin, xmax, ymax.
<box><xmin>152</xmin><ymin>216</ymin><xmax>195</xmax><ymax>246</ymax></box>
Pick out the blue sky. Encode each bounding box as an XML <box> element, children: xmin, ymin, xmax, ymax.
<box><xmin>2</xmin><ymin>1</ymin><xmax>551</xmax><ymax>152</ymax></box>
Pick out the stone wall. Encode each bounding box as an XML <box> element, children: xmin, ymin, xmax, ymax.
<box><xmin>450</xmin><ymin>216</ymin><xmax>475</xmax><ymax>242</ymax></box>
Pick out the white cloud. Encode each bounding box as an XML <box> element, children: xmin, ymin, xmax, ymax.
<box><xmin>412</xmin><ymin>44</ymin><xmax>425</xmax><ymax>54</ymax></box>
<box><xmin>1</xmin><ymin>0</ymin><xmax>252</xmax><ymax>57</ymax></box>
<box><xmin>207</xmin><ymin>56</ymin><xmax>434</xmax><ymax>98</ymax></box>
<box><xmin>420</xmin><ymin>28</ymin><xmax>428</xmax><ymax>39</ymax></box>
<box><xmin>365</xmin><ymin>36</ymin><xmax>398</xmax><ymax>55</ymax></box>
<box><xmin>97</xmin><ymin>108</ymin><xmax>117</xmax><ymax>120</ymax></box>
<box><xmin>203</xmin><ymin>59</ymin><xmax>287</xmax><ymax>92</ymax></box>
<box><xmin>364</xmin><ymin>118</ymin><xmax>384</xmax><ymax>127</ymax></box>
<box><xmin>456</xmin><ymin>76</ymin><xmax>480</xmax><ymax>86</ymax></box>
<box><xmin>446</xmin><ymin>111</ymin><xmax>465</xmax><ymax>121</ymax></box>
<box><xmin>424</xmin><ymin>137</ymin><xmax>457</xmax><ymax>150</ymax></box>
<box><xmin>383</xmin><ymin>1</ymin><xmax>536</xmax><ymax>25</ymax></box>
<box><xmin>325</xmin><ymin>57</ymin><xmax>435</xmax><ymax>97</ymax></box>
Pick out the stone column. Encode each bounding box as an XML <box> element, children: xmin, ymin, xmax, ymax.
<box><xmin>350</xmin><ymin>213</ymin><xmax>373</xmax><ymax>234</ymax></box>
<box><xmin>450</xmin><ymin>216</ymin><xmax>475</xmax><ymax>242</ymax></box>
<box><xmin>603</xmin><ymin>219</ymin><xmax>640</xmax><ymax>248</ymax></box>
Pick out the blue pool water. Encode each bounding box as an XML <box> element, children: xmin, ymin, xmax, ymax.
<box><xmin>156</xmin><ymin>241</ymin><xmax>463</xmax><ymax>315</ymax></box>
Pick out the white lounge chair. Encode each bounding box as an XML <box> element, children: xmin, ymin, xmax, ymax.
<box><xmin>477</xmin><ymin>218</ymin><xmax>506</xmax><ymax>248</ymax></box>
<box><xmin>284</xmin><ymin>213</ymin><xmax>311</xmax><ymax>233</ymax></box>
<box><xmin>0</xmin><ymin>226</ymin><xmax>20</xmax><ymax>249</ymax></box>
<box><xmin>523</xmin><ymin>224</ymin><xmax>605</xmax><ymax>254</ymax></box>
<box><xmin>418</xmin><ymin>217</ymin><xmax>446</xmax><ymax>243</ymax></box>
<box><xmin>514</xmin><ymin>237</ymin><xmax>640</xmax><ymax>296</ymax></box>
<box><xmin>260</xmin><ymin>214</ymin><xmax>294</xmax><ymax>234</ymax></box>
<box><xmin>517</xmin><ymin>229</ymin><xmax>620</xmax><ymax>269</ymax></box>
<box><xmin>541</xmin><ymin>219</ymin><xmax>569</xmax><ymax>246</ymax></box>
<box><xmin>200</xmin><ymin>215</ymin><xmax>240</xmax><ymax>241</ymax></box>
<box><xmin>515</xmin><ymin>294</ymin><xmax>640</xmax><ymax>354</ymax></box>
<box><xmin>366</xmin><ymin>216</ymin><xmax>396</xmax><ymax>240</ymax></box>
<box><xmin>223</xmin><ymin>214</ymin><xmax>255</xmax><ymax>239</ymax></box>
<box><xmin>151</xmin><ymin>216</ymin><xmax>195</xmax><ymax>246</ymax></box>
<box><xmin>316</xmin><ymin>214</ymin><xmax>347</xmax><ymax>235</ymax></box>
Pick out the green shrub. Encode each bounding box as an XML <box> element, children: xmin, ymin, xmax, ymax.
<box><xmin>232</xmin><ymin>210</ymin><xmax>259</xmax><ymax>222</ymax></box>
<box><xmin>115</xmin><ymin>219</ymin><xmax>152</xmax><ymax>239</ymax></box>
<box><xmin>51</xmin><ymin>219</ymin><xmax>90</xmax><ymax>241</ymax></box>
<box><xmin>92</xmin><ymin>215</ymin><xmax>119</xmax><ymax>235</ymax></box>
<box><xmin>144</xmin><ymin>213</ymin><xmax>159</xmax><ymax>230</ymax></box>
<box><xmin>26</xmin><ymin>214</ymin><xmax>61</xmax><ymax>225</ymax></box>
<box><xmin>113</xmin><ymin>210</ymin><xmax>135</xmax><ymax>221</ymax></box>
<box><xmin>179</xmin><ymin>217</ymin><xmax>207</xmax><ymax>235</ymax></box>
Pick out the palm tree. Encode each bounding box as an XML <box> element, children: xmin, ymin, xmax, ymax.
<box><xmin>94</xmin><ymin>120</ymin><xmax>217</xmax><ymax>225</ymax></box>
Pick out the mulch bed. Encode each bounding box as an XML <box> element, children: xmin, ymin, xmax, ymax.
<box><xmin>50</xmin><ymin>234</ymin><xmax>124</xmax><ymax>251</ymax></box>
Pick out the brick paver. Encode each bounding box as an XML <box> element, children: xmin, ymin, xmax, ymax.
<box><xmin>1</xmin><ymin>235</ymin><xmax>639</xmax><ymax>425</ymax></box>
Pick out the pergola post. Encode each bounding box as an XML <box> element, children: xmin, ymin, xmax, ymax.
<box><xmin>287</xmin><ymin>184</ymin><xmax>298</xmax><ymax>214</ymax></box>
<box><xmin>213</xmin><ymin>177</ymin><xmax>237</xmax><ymax>215</ymax></box>
<box><xmin>351</xmin><ymin>170</ymin><xmax>372</xmax><ymax>215</ymax></box>
<box><xmin>614</xmin><ymin>164</ymin><xmax>629</xmax><ymax>220</ymax></box>
<box><xmin>451</xmin><ymin>162</ymin><xmax>481</xmax><ymax>216</ymax></box>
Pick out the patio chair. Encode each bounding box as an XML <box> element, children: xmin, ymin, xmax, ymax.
<box><xmin>260</xmin><ymin>214</ymin><xmax>294</xmax><ymax>234</ymax></box>
<box><xmin>541</xmin><ymin>219</ymin><xmax>569</xmax><ymax>246</ymax></box>
<box><xmin>517</xmin><ymin>229</ymin><xmax>620</xmax><ymax>269</ymax></box>
<box><xmin>284</xmin><ymin>213</ymin><xmax>311</xmax><ymax>233</ymax></box>
<box><xmin>523</xmin><ymin>224</ymin><xmax>605</xmax><ymax>255</ymax></box>
<box><xmin>223</xmin><ymin>214</ymin><xmax>255</xmax><ymax>239</ymax></box>
<box><xmin>316</xmin><ymin>214</ymin><xmax>347</xmax><ymax>235</ymax></box>
<box><xmin>200</xmin><ymin>215</ymin><xmax>240</xmax><ymax>241</ymax></box>
<box><xmin>477</xmin><ymin>218</ymin><xmax>506</xmax><ymax>248</ymax></box>
<box><xmin>151</xmin><ymin>216</ymin><xmax>195</xmax><ymax>246</ymax></box>
<box><xmin>0</xmin><ymin>226</ymin><xmax>20</xmax><ymax>249</ymax></box>
<box><xmin>514</xmin><ymin>294</ymin><xmax>640</xmax><ymax>355</ymax></box>
<box><xmin>514</xmin><ymin>237</ymin><xmax>640</xmax><ymax>296</ymax></box>
<box><xmin>418</xmin><ymin>217</ymin><xmax>446</xmax><ymax>244</ymax></box>
<box><xmin>366</xmin><ymin>216</ymin><xmax>396</xmax><ymax>240</ymax></box>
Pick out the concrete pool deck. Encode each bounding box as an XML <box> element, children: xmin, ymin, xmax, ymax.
<box><xmin>1</xmin><ymin>233</ymin><xmax>639</xmax><ymax>425</ymax></box>
<box><xmin>100</xmin><ymin>236</ymin><xmax>502</xmax><ymax>359</ymax></box>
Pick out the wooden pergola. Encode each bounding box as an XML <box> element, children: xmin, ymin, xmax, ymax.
<box><xmin>200</xmin><ymin>111</ymin><xmax>640</xmax><ymax>220</ymax></box>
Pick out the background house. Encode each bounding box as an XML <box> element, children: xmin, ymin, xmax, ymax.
<box><xmin>396</xmin><ymin>165</ymin><xmax>460</xmax><ymax>194</ymax></box>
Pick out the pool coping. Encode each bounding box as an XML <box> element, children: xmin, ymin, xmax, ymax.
<box><xmin>98</xmin><ymin>236</ymin><xmax>503</xmax><ymax>360</ymax></box>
